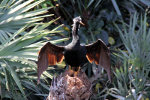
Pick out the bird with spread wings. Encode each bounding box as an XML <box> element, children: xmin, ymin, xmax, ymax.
<box><xmin>37</xmin><ymin>16</ymin><xmax>111</xmax><ymax>83</ymax></box>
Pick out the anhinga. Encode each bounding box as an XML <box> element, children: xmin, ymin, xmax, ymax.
<box><xmin>37</xmin><ymin>16</ymin><xmax>111</xmax><ymax>83</ymax></box>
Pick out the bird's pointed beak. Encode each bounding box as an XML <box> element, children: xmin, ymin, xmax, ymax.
<box><xmin>79</xmin><ymin>21</ymin><xmax>85</xmax><ymax>26</ymax></box>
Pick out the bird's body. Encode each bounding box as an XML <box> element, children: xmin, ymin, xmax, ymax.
<box><xmin>37</xmin><ymin>16</ymin><xmax>111</xmax><ymax>83</ymax></box>
<box><xmin>64</xmin><ymin>45</ymin><xmax>88</xmax><ymax>68</ymax></box>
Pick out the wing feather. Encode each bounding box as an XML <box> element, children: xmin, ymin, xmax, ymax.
<box><xmin>86</xmin><ymin>39</ymin><xmax>111</xmax><ymax>82</ymax></box>
<box><xmin>37</xmin><ymin>42</ymin><xmax>64</xmax><ymax>83</ymax></box>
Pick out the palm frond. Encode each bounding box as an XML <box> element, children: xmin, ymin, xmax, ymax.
<box><xmin>0</xmin><ymin>0</ymin><xmax>69</xmax><ymax>99</ymax></box>
<box><xmin>0</xmin><ymin>0</ymin><xmax>50</xmax><ymax>44</ymax></box>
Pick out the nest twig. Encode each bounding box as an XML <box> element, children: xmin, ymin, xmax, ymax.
<box><xmin>47</xmin><ymin>69</ymin><xmax>92</xmax><ymax>100</ymax></box>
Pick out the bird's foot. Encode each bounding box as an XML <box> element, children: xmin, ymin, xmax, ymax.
<box><xmin>74</xmin><ymin>71</ymin><xmax>78</xmax><ymax>77</ymax></box>
<box><xmin>74</xmin><ymin>67</ymin><xmax>80</xmax><ymax>77</ymax></box>
<box><xmin>67</xmin><ymin>66</ymin><xmax>74</xmax><ymax>77</ymax></box>
<box><xmin>69</xmin><ymin>66</ymin><xmax>72</xmax><ymax>70</ymax></box>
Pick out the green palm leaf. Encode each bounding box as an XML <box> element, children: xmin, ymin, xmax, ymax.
<box><xmin>0</xmin><ymin>0</ymin><xmax>51</xmax><ymax>44</ymax></box>
<box><xmin>0</xmin><ymin>0</ymin><xmax>69</xmax><ymax>99</ymax></box>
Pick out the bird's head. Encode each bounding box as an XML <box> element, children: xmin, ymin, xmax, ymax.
<box><xmin>73</xmin><ymin>16</ymin><xmax>84</xmax><ymax>25</ymax></box>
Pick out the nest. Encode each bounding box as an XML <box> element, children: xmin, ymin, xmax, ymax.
<box><xmin>47</xmin><ymin>69</ymin><xmax>92</xmax><ymax>100</ymax></box>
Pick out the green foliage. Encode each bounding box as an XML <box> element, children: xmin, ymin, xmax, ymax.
<box><xmin>110</xmin><ymin>13</ymin><xmax>150</xmax><ymax>99</ymax></box>
<box><xmin>116</xmin><ymin>13</ymin><xmax>150</xmax><ymax>69</ymax></box>
<box><xmin>0</xmin><ymin>23</ymin><xmax>68</xmax><ymax>99</ymax></box>
<box><xmin>0</xmin><ymin>0</ymin><xmax>54</xmax><ymax>42</ymax></box>
<box><xmin>49</xmin><ymin>0</ymin><xmax>150</xmax><ymax>46</ymax></box>
<box><xmin>34</xmin><ymin>0</ymin><xmax>55</xmax><ymax>8</ymax></box>
<box><xmin>0</xmin><ymin>0</ymin><xmax>68</xmax><ymax>99</ymax></box>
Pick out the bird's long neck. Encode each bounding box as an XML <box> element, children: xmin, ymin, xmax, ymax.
<box><xmin>72</xmin><ymin>22</ymin><xmax>80</xmax><ymax>45</ymax></box>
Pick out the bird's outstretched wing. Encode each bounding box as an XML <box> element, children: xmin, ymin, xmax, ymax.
<box><xmin>37</xmin><ymin>42</ymin><xmax>64</xmax><ymax>83</ymax></box>
<box><xmin>85</xmin><ymin>39</ymin><xmax>111</xmax><ymax>82</ymax></box>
